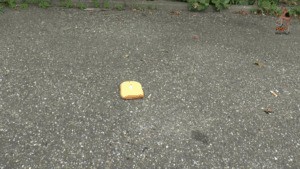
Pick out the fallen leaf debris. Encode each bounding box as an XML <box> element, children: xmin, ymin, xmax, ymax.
<box><xmin>170</xmin><ymin>10</ymin><xmax>181</xmax><ymax>16</ymax></box>
<box><xmin>192</xmin><ymin>35</ymin><xmax>199</xmax><ymax>40</ymax></box>
<box><xmin>235</xmin><ymin>10</ymin><xmax>249</xmax><ymax>16</ymax></box>
<box><xmin>254</xmin><ymin>60</ymin><xmax>264</xmax><ymax>67</ymax></box>
<box><xmin>264</xmin><ymin>107</ymin><xmax>274</xmax><ymax>114</ymax></box>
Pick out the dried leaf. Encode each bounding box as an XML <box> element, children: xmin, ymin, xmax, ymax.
<box><xmin>254</xmin><ymin>60</ymin><xmax>264</xmax><ymax>67</ymax></box>
<box><xmin>170</xmin><ymin>10</ymin><xmax>181</xmax><ymax>16</ymax></box>
<box><xmin>235</xmin><ymin>10</ymin><xmax>249</xmax><ymax>16</ymax></box>
<box><xmin>264</xmin><ymin>108</ymin><xmax>274</xmax><ymax>114</ymax></box>
<box><xmin>192</xmin><ymin>35</ymin><xmax>199</xmax><ymax>40</ymax></box>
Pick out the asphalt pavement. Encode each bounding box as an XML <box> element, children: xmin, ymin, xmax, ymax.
<box><xmin>0</xmin><ymin>6</ymin><xmax>300</xmax><ymax>168</ymax></box>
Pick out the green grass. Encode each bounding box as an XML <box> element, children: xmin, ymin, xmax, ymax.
<box><xmin>20</xmin><ymin>3</ymin><xmax>29</xmax><ymax>9</ymax></box>
<box><xmin>103</xmin><ymin>0</ymin><xmax>110</xmax><ymax>9</ymax></box>
<box><xmin>92</xmin><ymin>0</ymin><xmax>99</xmax><ymax>8</ymax></box>
<box><xmin>7</xmin><ymin>0</ymin><xmax>16</xmax><ymax>8</ymax></box>
<box><xmin>0</xmin><ymin>4</ymin><xmax>4</xmax><ymax>13</ymax></box>
<box><xmin>77</xmin><ymin>2</ymin><xmax>86</xmax><ymax>10</ymax></box>
<box><xmin>63</xmin><ymin>0</ymin><xmax>73</xmax><ymax>8</ymax></box>
<box><xmin>115</xmin><ymin>3</ymin><xmax>124</xmax><ymax>10</ymax></box>
<box><xmin>38</xmin><ymin>0</ymin><xmax>50</xmax><ymax>8</ymax></box>
<box><xmin>290</xmin><ymin>5</ymin><xmax>300</xmax><ymax>15</ymax></box>
<box><xmin>25</xmin><ymin>0</ymin><xmax>38</xmax><ymax>3</ymax></box>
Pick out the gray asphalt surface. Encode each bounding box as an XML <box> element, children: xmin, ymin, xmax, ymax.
<box><xmin>0</xmin><ymin>6</ymin><xmax>300</xmax><ymax>168</ymax></box>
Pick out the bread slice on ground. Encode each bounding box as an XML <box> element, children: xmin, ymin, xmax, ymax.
<box><xmin>120</xmin><ymin>81</ymin><xmax>144</xmax><ymax>100</ymax></box>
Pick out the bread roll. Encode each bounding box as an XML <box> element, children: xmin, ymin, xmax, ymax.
<box><xmin>120</xmin><ymin>81</ymin><xmax>144</xmax><ymax>100</ymax></box>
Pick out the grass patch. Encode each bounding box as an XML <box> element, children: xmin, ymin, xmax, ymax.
<box><xmin>92</xmin><ymin>0</ymin><xmax>99</xmax><ymax>8</ymax></box>
<box><xmin>7</xmin><ymin>0</ymin><xmax>16</xmax><ymax>8</ymax></box>
<box><xmin>20</xmin><ymin>3</ymin><xmax>28</xmax><ymax>9</ymax></box>
<box><xmin>0</xmin><ymin>3</ymin><xmax>4</xmax><ymax>13</ymax></box>
<box><xmin>290</xmin><ymin>5</ymin><xmax>300</xmax><ymax>16</ymax></box>
<box><xmin>25</xmin><ymin>0</ymin><xmax>37</xmax><ymax>4</ymax></box>
<box><xmin>77</xmin><ymin>2</ymin><xmax>86</xmax><ymax>9</ymax></box>
<box><xmin>188</xmin><ymin>0</ymin><xmax>210</xmax><ymax>12</ymax></box>
<box><xmin>62</xmin><ymin>0</ymin><xmax>73</xmax><ymax>8</ymax></box>
<box><xmin>103</xmin><ymin>0</ymin><xmax>110</xmax><ymax>9</ymax></box>
<box><xmin>38</xmin><ymin>0</ymin><xmax>50</xmax><ymax>8</ymax></box>
<box><xmin>115</xmin><ymin>3</ymin><xmax>124</xmax><ymax>10</ymax></box>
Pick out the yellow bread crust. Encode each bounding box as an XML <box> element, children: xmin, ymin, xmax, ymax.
<box><xmin>120</xmin><ymin>81</ymin><xmax>144</xmax><ymax>100</ymax></box>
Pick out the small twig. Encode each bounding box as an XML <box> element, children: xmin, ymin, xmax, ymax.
<box><xmin>270</xmin><ymin>90</ymin><xmax>278</xmax><ymax>97</ymax></box>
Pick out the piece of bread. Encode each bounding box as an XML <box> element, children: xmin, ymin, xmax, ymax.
<box><xmin>120</xmin><ymin>81</ymin><xmax>144</xmax><ymax>100</ymax></box>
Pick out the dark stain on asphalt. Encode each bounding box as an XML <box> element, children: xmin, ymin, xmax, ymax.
<box><xmin>0</xmin><ymin>74</ymin><xmax>9</xmax><ymax>83</ymax></box>
<box><xmin>142</xmin><ymin>147</ymin><xmax>149</xmax><ymax>153</ymax></box>
<box><xmin>191</xmin><ymin>130</ymin><xmax>209</xmax><ymax>145</ymax></box>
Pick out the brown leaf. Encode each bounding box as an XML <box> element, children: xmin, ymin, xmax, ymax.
<box><xmin>254</xmin><ymin>60</ymin><xmax>264</xmax><ymax>67</ymax></box>
<box><xmin>170</xmin><ymin>10</ymin><xmax>181</xmax><ymax>16</ymax></box>
<box><xmin>192</xmin><ymin>35</ymin><xmax>199</xmax><ymax>40</ymax></box>
<box><xmin>235</xmin><ymin>10</ymin><xmax>249</xmax><ymax>16</ymax></box>
<box><xmin>264</xmin><ymin>108</ymin><xmax>274</xmax><ymax>114</ymax></box>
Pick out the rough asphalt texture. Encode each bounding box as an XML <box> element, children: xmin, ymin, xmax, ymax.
<box><xmin>0</xmin><ymin>6</ymin><xmax>300</xmax><ymax>168</ymax></box>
